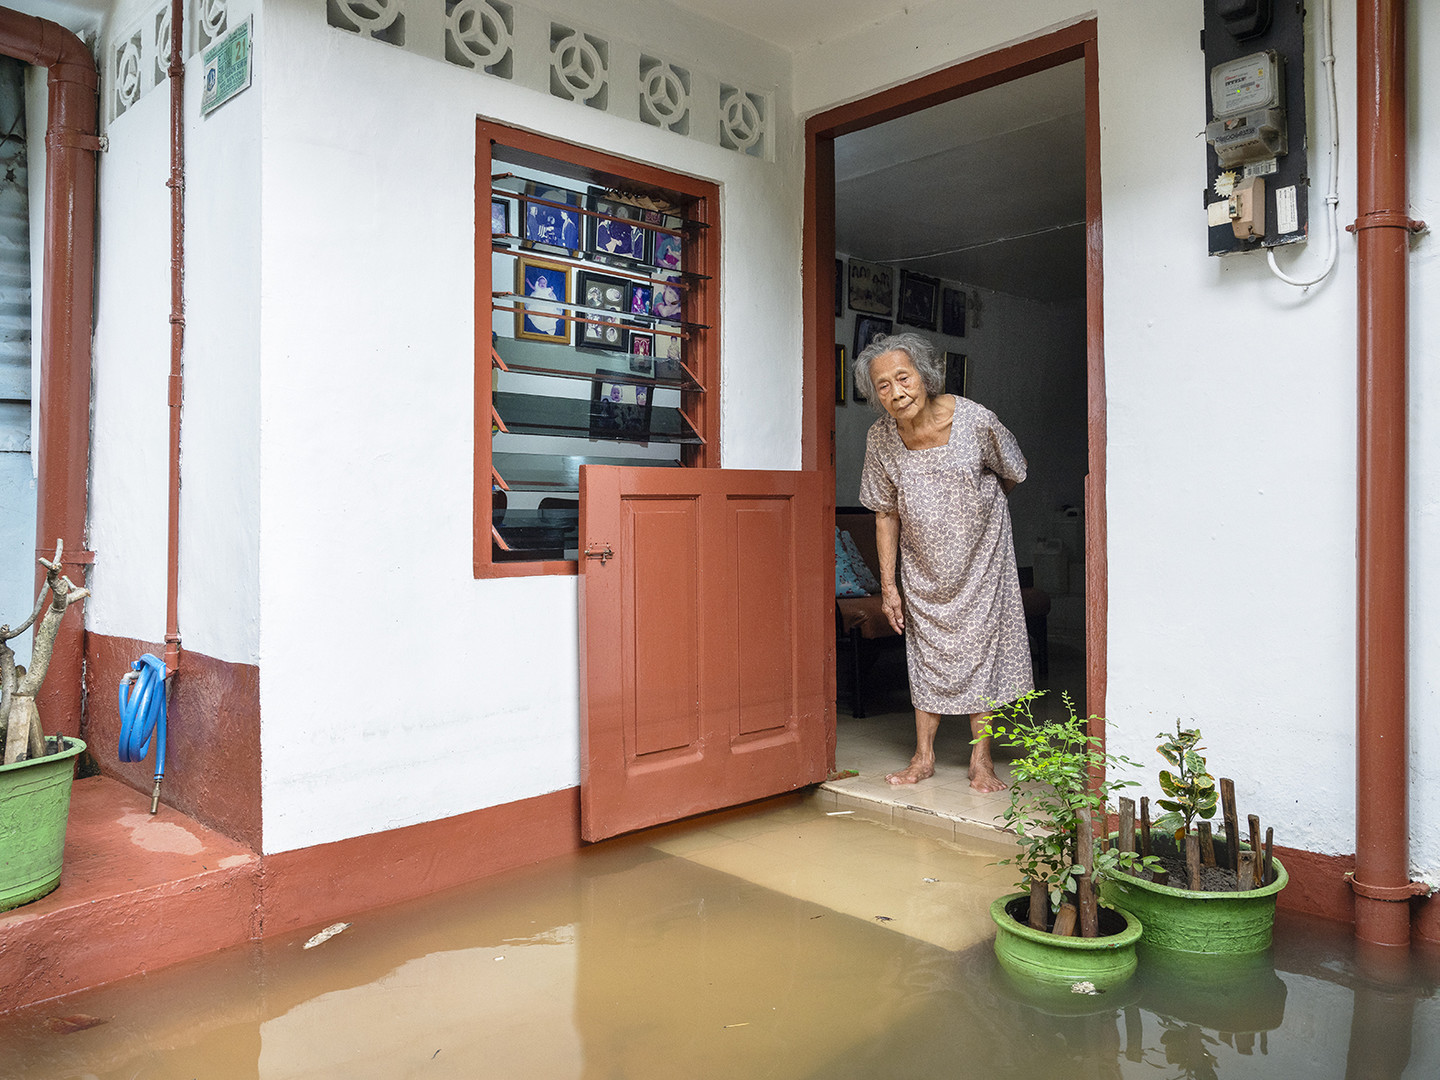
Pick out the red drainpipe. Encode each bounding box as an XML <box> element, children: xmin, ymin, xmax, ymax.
<box><xmin>164</xmin><ymin>0</ymin><xmax>185</xmax><ymax>679</ymax></box>
<box><xmin>0</xmin><ymin>9</ymin><xmax>99</xmax><ymax>738</ymax></box>
<box><xmin>1349</xmin><ymin>0</ymin><xmax>1429</xmax><ymax>946</ymax></box>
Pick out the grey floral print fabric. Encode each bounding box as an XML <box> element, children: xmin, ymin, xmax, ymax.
<box><xmin>858</xmin><ymin>397</ymin><xmax>1034</xmax><ymax>714</ymax></box>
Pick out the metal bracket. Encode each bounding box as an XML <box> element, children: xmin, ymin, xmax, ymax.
<box><xmin>1347</xmin><ymin>211</ymin><xmax>1428</xmax><ymax>235</ymax></box>
<box><xmin>1346</xmin><ymin>872</ymin><xmax>1432</xmax><ymax>902</ymax></box>
<box><xmin>584</xmin><ymin>544</ymin><xmax>615</xmax><ymax>565</ymax></box>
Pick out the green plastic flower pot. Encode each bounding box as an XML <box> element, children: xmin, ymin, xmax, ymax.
<box><xmin>0</xmin><ymin>736</ymin><xmax>85</xmax><ymax>912</ymax></box>
<box><xmin>1098</xmin><ymin>834</ymin><xmax>1288</xmax><ymax>955</ymax></box>
<box><xmin>990</xmin><ymin>893</ymin><xmax>1142</xmax><ymax>991</ymax></box>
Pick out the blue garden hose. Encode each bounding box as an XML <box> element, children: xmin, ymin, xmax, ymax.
<box><xmin>119</xmin><ymin>653</ymin><xmax>168</xmax><ymax>813</ymax></box>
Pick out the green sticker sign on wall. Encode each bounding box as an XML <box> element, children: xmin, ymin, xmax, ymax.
<box><xmin>201</xmin><ymin>17</ymin><xmax>253</xmax><ymax>116</ymax></box>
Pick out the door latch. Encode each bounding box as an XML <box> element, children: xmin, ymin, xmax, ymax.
<box><xmin>584</xmin><ymin>544</ymin><xmax>615</xmax><ymax>565</ymax></box>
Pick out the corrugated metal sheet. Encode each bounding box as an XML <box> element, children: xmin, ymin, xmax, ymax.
<box><xmin>0</xmin><ymin>53</ymin><xmax>30</xmax><ymax>454</ymax></box>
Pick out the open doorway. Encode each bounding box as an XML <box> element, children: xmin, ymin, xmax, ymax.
<box><xmin>804</xmin><ymin>23</ymin><xmax>1105</xmax><ymax>817</ymax></box>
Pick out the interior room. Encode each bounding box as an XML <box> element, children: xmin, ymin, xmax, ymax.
<box><xmin>829</xmin><ymin>60</ymin><xmax>1090</xmax><ymax>819</ymax></box>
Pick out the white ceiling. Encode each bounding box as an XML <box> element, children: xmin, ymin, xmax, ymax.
<box><xmin>835</xmin><ymin>61</ymin><xmax>1087</xmax><ymax>303</ymax></box>
<box><xmin>665</xmin><ymin>0</ymin><xmax>917</xmax><ymax>52</ymax></box>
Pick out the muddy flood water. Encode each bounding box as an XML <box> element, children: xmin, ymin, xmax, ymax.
<box><xmin>3</xmin><ymin>795</ymin><xmax>1438</xmax><ymax>1079</ymax></box>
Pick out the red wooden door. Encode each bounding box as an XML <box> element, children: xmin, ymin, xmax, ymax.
<box><xmin>579</xmin><ymin>466</ymin><xmax>829</xmax><ymax>841</ymax></box>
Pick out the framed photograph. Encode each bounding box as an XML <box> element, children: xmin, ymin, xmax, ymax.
<box><xmin>897</xmin><ymin>269</ymin><xmax>940</xmax><ymax>330</ymax></box>
<box><xmin>848</xmin><ymin>258</ymin><xmax>894</xmax><ymax>316</ymax></box>
<box><xmin>588</xmin><ymin>191</ymin><xmax>650</xmax><ymax>264</ymax></box>
<box><xmin>835</xmin><ymin>344</ymin><xmax>846</xmax><ymax>404</ymax></box>
<box><xmin>944</xmin><ymin>352</ymin><xmax>969</xmax><ymax>398</ymax></box>
<box><xmin>514</xmin><ymin>257</ymin><xmax>571</xmax><ymax>344</ymax></box>
<box><xmin>941</xmin><ymin>286</ymin><xmax>966</xmax><ymax>337</ymax></box>
<box><xmin>627</xmin><ymin>330</ymin><xmax>655</xmax><ymax>375</ymax></box>
<box><xmin>629</xmin><ymin>284</ymin><xmax>653</xmax><ymax>317</ymax></box>
<box><xmin>652</xmin><ymin>231</ymin><xmax>683</xmax><ymax>271</ymax></box>
<box><xmin>577</xmin><ymin>270</ymin><xmax>629</xmax><ymax>351</ymax></box>
<box><xmin>654</xmin><ymin>332</ymin><xmax>683</xmax><ymax>381</ymax></box>
<box><xmin>589</xmin><ymin>371</ymin><xmax>653</xmax><ymax>441</ymax></box>
<box><xmin>835</xmin><ymin>259</ymin><xmax>844</xmax><ymax>317</ymax></box>
<box><xmin>522</xmin><ymin>183</ymin><xmax>582</xmax><ymax>255</ymax></box>
<box><xmin>651</xmin><ymin>275</ymin><xmax>683</xmax><ymax>321</ymax></box>
<box><xmin>491</xmin><ymin>196</ymin><xmax>510</xmax><ymax>236</ymax></box>
<box><xmin>853</xmin><ymin>314</ymin><xmax>893</xmax><ymax>364</ymax></box>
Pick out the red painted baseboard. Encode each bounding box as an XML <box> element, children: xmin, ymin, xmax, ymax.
<box><xmin>257</xmin><ymin>786</ymin><xmax>583</xmax><ymax>938</ymax></box>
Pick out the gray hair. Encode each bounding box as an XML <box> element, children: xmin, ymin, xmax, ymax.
<box><xmin>852</xmin><ymin>332</ymin><xmax>945</xmax><ymax>411</ymax></box>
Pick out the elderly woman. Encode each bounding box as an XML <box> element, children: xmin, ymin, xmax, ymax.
<box><xmin>854</xmin><ymin>333</ymin><xmax>1032</xmax><ymax>791</ymax></box>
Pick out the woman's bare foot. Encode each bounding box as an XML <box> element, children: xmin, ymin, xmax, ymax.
<box><xmin>886</xmin><ymin>757</ymin><xmax>935</xmax><ymax>785</ymax></box>
<box><xmin>967</xmin><ymin>763</ymin><xmax>1008</xmax><ymax>793</ymax></box>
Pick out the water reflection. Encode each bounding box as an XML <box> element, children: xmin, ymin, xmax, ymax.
<box><xmin>1</xmin><ymin>807</ymin><xmax>1438</xmax><ymax>1079</ymax></box>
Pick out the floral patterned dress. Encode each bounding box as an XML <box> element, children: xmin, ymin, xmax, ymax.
<box><xmin>858</xmin><ymin>397</ymin><xmax>1033</xmax><ymax>715</ymax></box>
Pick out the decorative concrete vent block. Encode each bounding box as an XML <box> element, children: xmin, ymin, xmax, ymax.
<box><xmin>719</xmin><ymin>85</ymin><xmax>768</xmax><ymax>159</ymax></box>
<box><xmin>152</xmin><ymin>6</ymin><xmax>172</xmax><ymax>86</ymax></box>
<box><xmin>197</xmin><ymin>0</ymin><xmax>230</xmax><ymax>54</ymax></box>
<box><xmin>446</xmin><ymin>0</ymin><xmax>513</xmax><ymax>77</ymax></box>
<box><xmin>327</xmin><ymin>0</ymin><xmax>406</xmax><ymax>47</ymax></box>
<box><xmin>113</xmin><ymin>30</ymin><xmax>144</xmax><ymax>119</ymax></box>
<box><xmin>549</xmin><ymin>24</ymin><xmax>607</xmax><ymax>109</ymax></box>
<box><xmin>638</xmin><ymin>55</ymin><xmax>689</xmax><ymax>135</ymax></box>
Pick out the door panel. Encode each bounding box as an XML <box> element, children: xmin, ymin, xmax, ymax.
<box><xmin>580</xmin><ymin>467</ymin><xmax>827</xmax><ymax>841</ymax></box>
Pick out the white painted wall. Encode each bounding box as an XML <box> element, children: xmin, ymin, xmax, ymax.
<box><xmin>799</xmin><ymin>0</ymin><xmax>1440</xmax><ymax>881</ymax></box>
<box><xmin>257</xmin><ymin>0</ymin><xmax>801</xmax><ymax>852</ymax></box>
<box><xmin>88</xmin><ymin>0</ymin><xmax>262</xmax><ymax>667</ymax></box>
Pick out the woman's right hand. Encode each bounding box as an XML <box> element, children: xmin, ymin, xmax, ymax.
<box><xmin>881</xmin><ymin>583</ymin><xmax>904</xmax><ymax>635</ymax></box>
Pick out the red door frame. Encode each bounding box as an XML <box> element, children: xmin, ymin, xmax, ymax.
<box><xmin>802</xmin><ymin>20</ymin><xmax>1108</xmax><ymax>755</ymax></box>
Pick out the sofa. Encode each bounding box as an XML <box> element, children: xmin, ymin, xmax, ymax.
<box><xmin>835</xmin><ymin>507</ymin><xmax>1051</xmax><ymax>717</ymax></box>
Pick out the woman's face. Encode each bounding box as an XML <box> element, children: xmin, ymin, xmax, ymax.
<box><xmin>870</xmin><ymin>350</ymin><xmax>929</xmax><ymax>421</ymax></box>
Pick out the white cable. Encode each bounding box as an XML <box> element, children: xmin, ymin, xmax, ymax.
<box><xmin>1268</xmin><ymin>0</ymin><xmax>1339</xmax><ymax>288</ymax></box>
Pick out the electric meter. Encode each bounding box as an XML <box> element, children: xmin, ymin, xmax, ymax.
<box><xmin>1206</xmin><ymin>50</ymin><xmax>1287</xmax><ymax>167</ymax></box>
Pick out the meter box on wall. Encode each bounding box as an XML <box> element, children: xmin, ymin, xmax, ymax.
<box><xmin>1202</xmin><ymin>0</ymin><xmax>1309</xmax><ymax>256</ymax></box>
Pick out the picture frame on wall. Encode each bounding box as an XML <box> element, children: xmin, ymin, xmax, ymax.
<box><xmin>853</xmin><ymin>315</ymin><xmax>893</xmax><ymax>368</ymax></box>
<box><xmin>652</xmin><ymin>231</ymin><xmax>683</xmax><ymax>271</ymax></box>
<box><xmin>514</xmin><ymin>256</ymin><xmax>572</xmax><ymax>345</ymax></box>
<box><xmin>897</xmin><ymin>269</ymin><xmax>940</xmax><ymax>330</ymax></box>
<box><xmin>627</xmin><ymin>330</ymin><xmax>655</xmax><ymax>375</ymax></box>
<box><xmin>588</xmin><ymin>189</ymin><xmax>650</xmax><ymax>264</ymax></box>
<box><xmin>654</xmin><ymin>331</ymin><xmax>682</xmax><ymax>381</ymax></box>
<box><xmin>835</xmin><ymin>259</ymin><xmax>844</xmax><ymax>317</ymax></box>
<box><xmin>589</xmin><ymin>371</ymin><xmax>653</xmax><ymax>442</ymax></box>
<box><xmin>944</xmin><ymin>352</ymin><xmax>969</xmax><ymax>398</ymax></box>
<box><xmin>491</xmin><ymin>196</ymin><xmax>510</xmax><ymax>236</ymax></box>
<box><xmin>835</xmin><ymin>344</ymin><xmax>846</xmax><ymax>404</ymax></box>
<box><xmin>941</xmin><ymin>286</ymin><xmax>967</xmax><ymax>337</ymax></box>
<box><xmin>651</xmin><ymin>274</ymin><xmax>683</xmax><ymax>321</ymax></box>
<box><xmin>848</xmin><ymin>258</ymin><xmax>894</xmax><ymax>315</ymax></box>
<box><xmin>576</xmin><ymin>270</ymin><xmax>630</xmax><ymax>351</ymax></box>
<box><xmin>522</xmin><ymin>183</ymin><xmax>582</xmax><ymax>256</ymax></box>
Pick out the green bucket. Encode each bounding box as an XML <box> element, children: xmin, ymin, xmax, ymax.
<box><xmin>990</xmin><ymin>893</ymin><xmax>1143</xmax><ymax>991</ymax></box>
<box><xmin>1098</xmin><ymin>834</ymin><xmax>1288</xmax><ymax>955</ymax></box>
<box><xmin>0</xmin><ymin>736</ymin><xmax>86</xmax><ymax>912</ymax></box>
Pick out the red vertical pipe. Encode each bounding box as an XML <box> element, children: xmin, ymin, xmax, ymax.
<box><xmin>0</xmin><ymin>11</ymin><xmax>99</xmax><ymax>737</ymax></box>
<box><xmin>1353</xmin><ymin>0</ymin><xmax>1414</xmax><ymax>947</ymax></box>
<box><xmin>165</xmin><ymin>0</ymin><xmax>185</xmax><ymax>677</ymax></box>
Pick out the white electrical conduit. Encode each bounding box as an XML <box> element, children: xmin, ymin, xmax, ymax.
<box><xmin>1268</xmin><ymin>0</ymin><xmax>1339</xmax><ymax>288</ymax></box>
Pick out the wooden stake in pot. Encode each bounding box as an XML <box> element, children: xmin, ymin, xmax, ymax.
<box><xmin>1186</xmin><ymin>832</ymin><xmax>1203</xmax><ymax>890</ymax></box>
<box><xmin>1248</xmin><ymin>814</ymin><xmax>1262</xmax><ymax>866</ymax></box>
<box><xmin>1118</xmin><ymin>797</ymin><xmax>1136</xmax><ymax>854</ymax></box>
<box><xmin>1139</xmin><ymin>797</ymin><xmax>1153</xmax><ymax>856</ymax></box>
<box><xmin>1077</xmin><ymin>809</ymin><xmax>1099</xmax><ymax>938</ymax></box>
<box><xmin>1198</xmin><ymin>821</ymin><xmax>1217</xmax><ymax>867</ymax></box>
<box><xmin>1029</xmin><ymin>879</ymin><xmax>1049</xmax><ymax>931</ymax></box>
<box><xmin>1263</xmin><ymin>827</ymin><xmax>1275</xmax><ymax>886</ymax></box>
<box><xmin>1237</xmin><ymin>850</ymin><xmax>1257</xmax><ymax>891</ymax></box>
<box><xmin>1052</xmin><ymin>902</ymin><xmax>1078</xmax><ymax>937</ymax></box>
<box><xmin>1220</xmin><ymin>778</ymin><xmax>1240</xmax><ymax>873</ymax></box>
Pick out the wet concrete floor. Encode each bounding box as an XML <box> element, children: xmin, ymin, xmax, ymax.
<box><xmin>3</xmin><ymin>793</ymin><xmax>1439</xmax><ymax>1079</ymax></box>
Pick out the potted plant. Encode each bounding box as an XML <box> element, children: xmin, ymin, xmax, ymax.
<box><xmin>982</xmin><ymin>691</ymin><xmax>1157</xmax><ymax>991</ymax></box>
<box><xmin>1</xmin><ymin>541</ymin><xmax>90</xmax><ymax>911</ymax></box>
<box><xmin>1098</xmin><ymin>721</ymin><xmax>1288</xmax><ymax>955</ymax></box>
